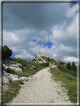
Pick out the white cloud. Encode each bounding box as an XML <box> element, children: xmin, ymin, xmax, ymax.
<box><xmin>28</xmin><ymin>41</ymin><xmax>37</xmax><ymax>47</ymax></box>
<box><xmin>66</xmin><ymin>4</ymin><xmax>78</xmax><ymax>18</ymax></box>
<box><xmin>58</xmin><ymin>44</ymin><xmax>74</xmax><ymax>52</ymax></box>
<box><xmin>50</xmin><ymin>14</ymin><xmax>77</xmax><ymax>42</ymax></box>
<box><xmin>3</xmin><ymin>30</ymin><xmax>21</xmax><ymax>46</ymax></box>
<box><xmin>15</xmin><ymin>29</ymin><xmax>35</xmax><ymax>37</ymax></box>
<box><xmin>30</xmin><ymin>42</ymin><xmax>58</xmax><ymax>59</ymax></box>
<box><xmin>66</xmin><ymin>14</ymin><xmax>78</xmax><ymax>38</ymax></box>
<box><xmin>63</xmin><ymin>56</ymin><xmax>78</xmax><ymax>62</ymax></box>
<box><xmin>51</xmin><ymin>24</ymin><xmax>65</xmax><ymax>40</ymax></box>
<box><xmin>39</xmin><ymin>30</ymin><xmax>48</xmax><ymax>36</ymax></box>
<box><xmin>52</xmin><ymin>53</ymin><xmax>57</xmax><ymax>58</ymax></box>
<box><xmin>22</xmin><ymin>13</ymin><xmax>78</xmax><ymax>60</ymax></box>
<box><xmin>2</xmin><ymin>3</ymin><xmax>78</xmax><ymax>63</ymax></box>
<box><xmin>15</xmin><ymin>49</ymin><xmax>33</xmax><ymax>59</ymax></box>
<box><xmin>3</xmin><ymin>12</ymin><xmax>78</xmax><ymax>61</ymax></box>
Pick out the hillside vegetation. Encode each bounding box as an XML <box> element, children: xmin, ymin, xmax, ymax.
<box><xmin>5</xmin><ymin>57</ymin><xmax>49</xmax><ymax>77</ymax></box>
<box><xmin>3</xmin><ymin>57</ymin><xmax>49</xmax><ymax>104</ymax></box>
<box><xmin>50</xmin><ymin>67</ymin><xmax>77</xmax><ymax>103</ymax></box>
<box><xmin>41</xmin><ymin>56</ymin><xmax>77</xmax><ymax>103</ymax></box>
<box><xmin>41</xmin><ymin>56</ymin><xmax>77</xmax><ymax>77</ymax></box>
<box><xmin>2</xmin><ymin>45</ymin><xmax>78</xmax><ymax>104</ymax></box>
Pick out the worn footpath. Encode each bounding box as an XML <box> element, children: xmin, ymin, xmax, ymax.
<box><xmin>9</xmin><ymin>67</ymin><xmax>72</xmax><ymax>104</ymax></box>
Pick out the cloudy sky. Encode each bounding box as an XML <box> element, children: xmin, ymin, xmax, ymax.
<box><xmin>3</xmin><ymin>1</ymin><xmax>79</xmax><ymax>64</ymax></box>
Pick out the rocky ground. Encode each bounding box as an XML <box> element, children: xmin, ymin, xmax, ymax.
<box><xmin>3</xmin><ymin>60</ymin><xmax>22</xmax><ymax>72</ymax></box>
<box><xmin>7</xmin><ymin>67</ymin><xmax>73</xmax><ymax>105</ymax></box>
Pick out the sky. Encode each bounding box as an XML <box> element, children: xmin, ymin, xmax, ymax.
<box><xmin>2</xmin><ymin>1</ymin><xmax>79</xmax><ymax>64</ymax></box>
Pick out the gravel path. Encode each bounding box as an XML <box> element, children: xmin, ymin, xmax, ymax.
<box><xmin>10</xmin><ymin>67</ymin><xmax>71</xmax><ymax>104</ymax></box>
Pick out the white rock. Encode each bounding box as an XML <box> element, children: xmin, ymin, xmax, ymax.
<box><xmin>19</xmin><ymin>77</ymin><xmax>26</xmax><ymax>80</ymax></box>
<box><xmin>32</xmin><ymin>65</ymin><xmax>35</xmax><ymax>67</ymax></box>
<box><xmin>56</xmin><ymin>69</ymin><xmax>58</xmax><ymax>70</ymax></box>
<box><xmin>11</xmin><ymin>77</ymin><xmax>19</xmax><ymax>81</ymax></box>
<box><xmin>3</xmin><ymin>60</ymin><xmax>22</xmax><ymax>72</ymax></box>
<box><xmin>3</xmin><ymin>75</ymin><xmax>10</xmax><ymax>84</ymax></box>
<box><xmin>8</xmin><ymin>74</ymin><xmax>19</xmax><ymax>81</ymax></box>
<box><xmin>14</xmin><ymin>75</ymin><xmax>18</xmax><ymax>78</ymax></box>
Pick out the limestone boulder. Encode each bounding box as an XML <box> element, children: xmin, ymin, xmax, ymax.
<box><xmin>3</xmin><ymin>76</ymin><xmax>10</xmax><ymax>84</ymax></box>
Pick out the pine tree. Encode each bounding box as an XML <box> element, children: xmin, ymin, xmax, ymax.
<box><xmin>2</xmin><ymin>45</ymin><xmax>12</xmax><ymax>59</ymax></box>
<box><xmin>72</xmin><ymin>62</ymin><xmax>77</xmax><ymax>71</ymax></box>
<box><xmin>67</xmin><ymin>62</ymin><xmax>71</xmax><ymax>69</ymax></box>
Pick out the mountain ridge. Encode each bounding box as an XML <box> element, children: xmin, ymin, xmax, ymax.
<box><xmin>32</xmin><ymin>52</ymin><xmax>59</xmax><ymax>64</ymax></box>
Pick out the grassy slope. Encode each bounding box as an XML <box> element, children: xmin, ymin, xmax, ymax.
<box><xmin>7</xmin><ymin>57</ymin><xmax>48</xmax><ymax>77</ymax></box>
<box><xmin>3</xmin><ymin>56</ymin><xmax>77</xmax><ymax>104</ymax></box>
<box><xmin>50</xmin><ymin>67</ymin><xmax>77</xmax><ymax>103</ymax></box>
<box><xmin>41</xmin><ymin>56</ymin><xmax>77</xmax><ymax>77</ymax></box>
<box><xmin>3</xmin><ymin>80</ymin><xmax>22</xmax><ymax>103</ymax></box>
<box><xmin>3</xmin><ymin>57</ymin><xmax>49</xmax><ymax>104</ymax></box>
<box><xmin>41</xmin><ymin>56</ymin><xmax>77</xmax><ymax>103</ymax></box>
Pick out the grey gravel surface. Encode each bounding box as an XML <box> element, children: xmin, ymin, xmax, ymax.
<box><xmin>9</xmin><ymin>67</ymin><xmax>72</xmax><ymax>104</ymax></box>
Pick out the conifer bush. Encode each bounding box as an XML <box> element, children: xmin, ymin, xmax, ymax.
<box><xmin>2</xmin><ymin>45</ymin><xmax>12</xmax><ymax>59</ymax></box>
<box><xmin>67</xmin><ymin>62</ymin><xmax>71</xmax><ymax>70</ymax></box>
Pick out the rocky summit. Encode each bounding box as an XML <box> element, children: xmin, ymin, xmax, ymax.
<box><xmin>32</xmin><ymin>52</ymin><xmax>58</xmax><ymax>64</ymax></box>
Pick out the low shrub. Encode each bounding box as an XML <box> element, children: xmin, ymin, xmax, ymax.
<box><xmin>40</xmin><ymin>62</ymin><xmax>49</xmax><ymax>67</ymax></box>
<box><xmin>38</xmin><ymin>58</ymin><xmax>42</xmax><ymax>61</ymax></box>
<box><xmin>18</xmin><ymin>80</ymin><xmax>24</xmax><ymax>85</ymax></box>
<box><xmin>32</xmin><ymin>59</ymin><xmax>37</xmax><ymax>61</ymax></box>
<box><xmin>18</xmin><ymin>65</ymin><xmax>23</xmax><ymax>69</ymax></box>
<box><xmin>60</xmin><ymin>62</ymin><xmax>65</xmax><ymax>65</ymax></box>
<box><xmin>5</xmin><ymin>68</ymin><xmax>16</xmax><ymax>74</ymax></box>
<box><xmin>10</xmin><ymin>57</ymin><xmax>49</xmax><ymax>77</ymax></box>
<box><xmin>41</xmin><ymin>56</ymin><xmax>54</xmax><ymax>62</ymax></box>
<box><xmin>3</xmin><ymin>80</ymin><xmax>21</xmax><ymax>103</ymax></box>
<box><xmin>57</xmin><ymin>64</ymin><xmax>77</xmax><ymax>77</ymax></box>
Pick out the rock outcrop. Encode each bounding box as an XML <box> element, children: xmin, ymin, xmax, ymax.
<box><xmin>32</xmin><ymin>52</ymin><xmax>59</xmax><ymax>64</ymax></box>
<box><xmin>2</xmin><ymin>60</ymin><xmax>26</xmax><ymax>92</ymax></box>
<box><xmin>32</xmin><ymin>56</ymin><xmax>46</xmax><ymax>64</ymax></box>
<box><xmin>37</xmin><ymin>52</ymin><xmax>48</xmax><ymax>58</ymax></box>
<box><xmin>3</xmin><ymin>60</ymin><xmax>22</xmax><ymax>73</ymax></box>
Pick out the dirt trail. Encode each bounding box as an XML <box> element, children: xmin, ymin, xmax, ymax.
<box><xmin>9</xmin><ymin>67</ymin><xmax>72</xmax><ymax>104</ymax></box>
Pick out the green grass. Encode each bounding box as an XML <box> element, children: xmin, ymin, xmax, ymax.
<box><xmin>3</xmin><ymin>57</ymin><xmax>49</xmax><ymax>104</ymax></box>
<box><xmin>57</xmin><ymin>64</ymin><xmax>77</xmax><ymax>77</ymax></box>
<box><xmin>5</xmin><ymin>68</ymin><xmax>16</xmax><ymax>74</ymax></box>
<box><xmin>41</xmin><ymin>56</ymin><xmax>54</xmax><ymax>63</ymax></box>
<box><xmin>41</xmin><ymin>56</ymin><xmax>77</xmax><ymax>77</ymax></box>
<box><xmin>3</xmin><ymin>57</ymin><xmax>77</xmax><ymax>103</ymax></box>
<box><xmin>32</xmin><ymin>58</ymin><xmax>37</xmax><ymax>61</ymax></box>
<box><xmin>38</xmin><ymin>58</ymin><xmax>42</xmax><ymax>61</ymax></box>
<box><xmin>50</xmin><ymin>67</ymin><xmax>77</xmax><ymax>103</ymax></box>
<box><xmin>3</xmin><ymin>80</ymin><xmax>21</xmax><ymax>103</ymax></box>
<box><xmin>9</xmin><ymin>57</ymin><xmax>48</xmax><ymax>77</ymax></box>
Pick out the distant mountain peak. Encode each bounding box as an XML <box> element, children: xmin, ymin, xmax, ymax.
<box><xmin>37</xmin><ymin>52</ymin><xmax>48</xmax><ymax>58</ymax></box>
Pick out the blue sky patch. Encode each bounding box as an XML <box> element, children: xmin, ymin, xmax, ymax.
<box><xmin>33</xmin><ymin>38</ymin><xmax>37</xmax><ymax>42</ymax></box>
<box><xmin>70</xmin><ymin>2</ymin><xmax>77</xmax><ymax>8</ymax></box>
<box><xmin>50</xmin><ymin>33</ymin><xmax>52</xmax><ymax>35</ymax></box>
<box><xmin>48</xmin><ymin>33</ymin><xmax>52</xmax><ymax>36</ymax></box>
<box><xmin>33</xmin><ymin>38</ymin><xmax>53</xmax><ymax>48</ymax></box>
<box><xmin>75</xmin><ymin>10</ymin><xmax>78</xmax><ymax>14</ymax></box>
<box><xmin>33</xmin><ymin>38</ymin><xmax>42</xmax><ymax>45</ymax></box>
<box><xmin>44</xmin><ymin>41</ymin><xmax>53</xmax><ymax>48</ymax></box>
<box><xmin>31</xmin><ymin>54</ymin><xmax>37</xmax><ymax>57</ymax></box>
<box><xmin>11</xmin><ymin>53</ymin><xmax>15</xmax><ymax>57</ymax></box>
